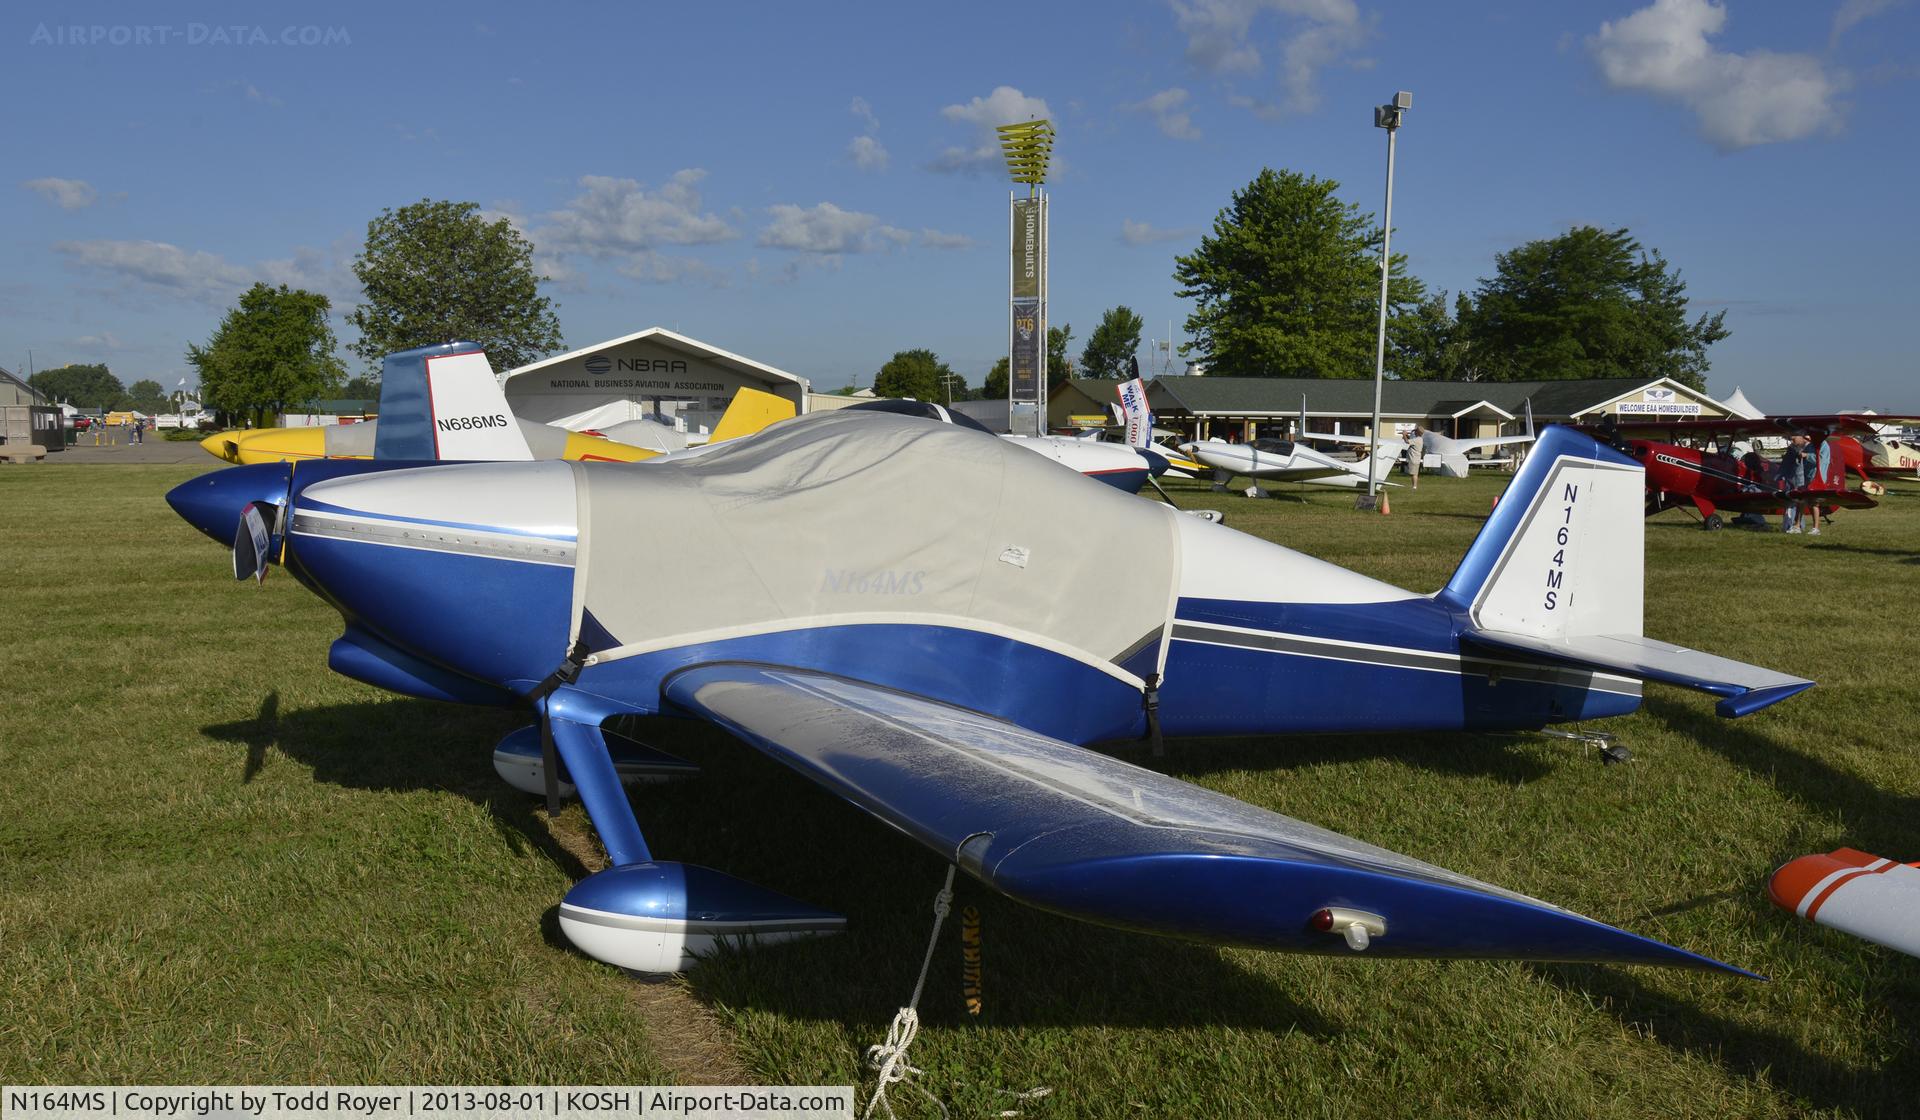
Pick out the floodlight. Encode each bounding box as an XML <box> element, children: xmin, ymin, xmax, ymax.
<box><xmin>996</xmin><ymin>119</ymin><xmax>1054</xmax><ymax>188</ymax></box>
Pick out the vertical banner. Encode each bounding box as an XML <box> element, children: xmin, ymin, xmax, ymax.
<box><xmin>1010</xmin><ymin>301</ymin><xmax>1040</xmax><ymax>400</ymax></box>
<box><xmin>1116</xmin><ymin>377</ymin><xmax>1151</xmax><ymax>449</ymax></box>
<box><xmin>1012</xmin><ymin>197</ymin><xmax>1041</xmax><ymax>300</ymax></box>
<box><xmin>1009</xmin><ymin>193</ymin><xmax>1047</xmax><ymax>435</ymax></box>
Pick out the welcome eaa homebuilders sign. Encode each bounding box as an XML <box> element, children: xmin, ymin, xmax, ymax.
<box><xmin>503</xmin><ymin>328</ymin><xmax>809</xmax><ymax>426</ymax></box>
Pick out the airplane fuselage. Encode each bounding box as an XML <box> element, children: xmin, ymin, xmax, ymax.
<box><xmin>265</xmin><ymin>460</ymin><xmax>1636</xmax><ymax>749</ymax></box>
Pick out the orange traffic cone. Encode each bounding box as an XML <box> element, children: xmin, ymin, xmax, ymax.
<box><xmin>1379</xmin><ymin>491</ymin><xmax>1391</xmax><ymax>515</ymax></box>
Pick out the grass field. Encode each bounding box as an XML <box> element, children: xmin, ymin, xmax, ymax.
<box><xmin>2</xmin><ymin>461</ymin><xmax>1915</xmax><ymax>1118</ymax></box>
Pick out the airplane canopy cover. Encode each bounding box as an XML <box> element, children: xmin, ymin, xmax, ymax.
<box><xmin>573</xmin><ymin>411</ymin><xmax>1179</xmax><ymax>675</ymax></box>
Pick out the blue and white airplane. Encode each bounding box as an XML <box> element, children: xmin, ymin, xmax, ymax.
<box><xmin>168</xmin><ymin>342</ymin><xmax>1811</xmax><ymax>977</ymax></box>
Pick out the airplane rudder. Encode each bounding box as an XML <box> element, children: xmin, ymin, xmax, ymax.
<box><xmin>1438</xmin><ymin>426</ymin><xmax>1644</xmax><ymax>633</ymax></box>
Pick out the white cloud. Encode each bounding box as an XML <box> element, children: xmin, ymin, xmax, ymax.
<box><xmin>849</xmin><ymin>135</ymin><xmax>890</xmax><ymax>171</ymax></box>
<box><xmin>850</xmin><ymin>96</ymin><xmax>880</xmax><ymax>132</ymax></box>
<box><xmin>23</xmin><ymin>177</ymin><xmax>99</xmax><ymax>210</ymax></box>
<box><xmin>919</xmin><ymin>229</ymin><xmax>974</xmax><ymax>250</ymax></box>
<box><xmin>1590</xmin><ymin>0</ymin><xmax>1846</xmax><ymax>149</ymax></box>
<box><xmin>55</xmin><ymin>239</ymin><xmax>255</xmax><ymax>303</ymax></box>
<box><xmin>53</xmin><ymin>236</ymin><xmax>358</xmax><ymax>307</ymax></box>
<box><xmin>537</xmin><ymin>171</ymin><xmax>735</xmax><ymax>256</ymax></box>
<box><xmin>1171</xmin><ymin>0</ymin><xmax>1367</xmax><ymax>116</ymax></box>
<box><xmin>1128</xmin><ymin>87</ymin><xmax>1202</xmax><ymax>140</ymax></box>
<box><xmin>616</xmin><ymin>252</ymin><xmax>729</xmax><ymax>286</ymax></box>
<box><xmin>758</xmin><ymin>203</ymin><xmax>910</xmax><ymax>254</ymax></box>
<box><xmin>256</xmin><ymin>242</ymin><xmax>359</xmax><ymax>307</ymax></box>
<box><xmin>69</xmin><ymin>332</ymin><xmax>130</xmax><ymax>353</ymax></box>
<box><xmin>931</xmin><ymin>86</ymin><xmax>1053</xmax><ymax>174</ymax></box>
<box><xmin>1831</xmin><ymin>0</ymin><xmax>1899</xmax><ymax>47</ymax></box>
<box><xmin>1121</xmin><ymin>219</ymin><xmax>1198</xmax><ymax>245</ymax></box>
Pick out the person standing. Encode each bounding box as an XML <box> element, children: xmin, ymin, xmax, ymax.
<box><xmin>1779</xmin><ymin>434</ymin><xmax>1811</xmax><ymax>533</ymax></box>
<box><xmin>1405</xmin><ymin>427</ymin><xmax>1422</xmax><ymax>490</ymax></box>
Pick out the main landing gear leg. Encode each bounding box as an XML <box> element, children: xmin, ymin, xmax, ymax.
<box><xmin>542</xmin><ymin>687</ymin><xmax>845</xmax><ymax>974</ymax></box>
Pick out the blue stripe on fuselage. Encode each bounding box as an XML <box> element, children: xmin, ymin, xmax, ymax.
<box><xmin>551</xmin><ymin>624</ymin><xmax>1149</xmax><ymax>746</ymax></box>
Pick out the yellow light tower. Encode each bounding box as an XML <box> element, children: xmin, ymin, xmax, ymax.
<box><xmin>997</xmin><ymin>119</ymin><xmax>1052</xmax><ymax>436</ymax></box>
<box><xmin>995</xmin><ymin>119</ymin><xmax>1054</xmax><ymax>191</ymax></box>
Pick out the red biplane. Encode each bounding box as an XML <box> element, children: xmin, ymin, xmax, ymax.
<box><xmin>1580</xmin><ymin>415</ymin><xmax>1893</xmax><ymax>531</ymax></box>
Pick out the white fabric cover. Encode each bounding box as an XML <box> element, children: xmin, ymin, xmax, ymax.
<box><xmin>575</xmin><ymin>411</ymin><xmax>1178</xmax><ymax>673</ymax></box>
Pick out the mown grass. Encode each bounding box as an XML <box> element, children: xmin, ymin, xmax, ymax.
<box><xmin>2</xmin><ymin>463</ymin><xmax>1915</xmax><ymax>1118</ymax></box>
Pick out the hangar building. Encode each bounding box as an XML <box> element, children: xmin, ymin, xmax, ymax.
<box><xmin>504</xmin><ymin>328</ymin><xmax>810</xmax><ymax>433</ymax></box>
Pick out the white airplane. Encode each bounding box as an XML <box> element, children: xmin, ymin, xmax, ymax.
<box><xmin>1414</xmin><ymin>402</ymin><xmax>1536</xmax><ymax>478</ymax></box>
<box><xmin>853</xmin><ymin>399</ymin><xmax>1158</xmax><ymax>493</ymax></box>
<box><xmin>1181</xmin><ymin>433</ymin><xmax>1405</xmax><ymax>497</ymax></box>
<box><xmin>1306</xmin><ymin>401</ymin><xmax>1537</xmax><ymax>480</ymax></box>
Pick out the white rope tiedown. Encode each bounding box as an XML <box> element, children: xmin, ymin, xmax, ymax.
<box><xmin>863</xmin><ymin>865</ymin><xmax>957</xmax><ymax>1120</ymax></box>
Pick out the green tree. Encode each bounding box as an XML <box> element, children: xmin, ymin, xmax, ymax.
<box><xmin>1174</xmin><ymin>168</ymin><xmax>1424</xmax><ymax>378</ymax></box>
<box><xmin>187</xmin><ymin>283</ymin><xmax>346</xmax><ymax>427</ymax></box>
<box><xmin>1388</xmin><ymin>292</ymin><xmax>1473</xmax><ymax>381</ymax></box>
<box><xmin>1456</xmin><ymin>226</ymin><xmax>1729</xmax><ymax>388</ymax></box>
<box><xmin>873</xmin><ymin>348</ymin><xmax>955</xmax><ymax>402</ymax></box>
<box><xmin>341</xmin><ymin>375</ymin><xmax>379</xmax><ymax>400</ymax></box>
<box><xmin>983</xmin><ymin>357</ymin><xmax>1009</xmax><ymax>400</ymax></box>
<box><xmin>1080</xmin><ymin>306</ymin><xmax>1145</xmax><ymax>378</ymax></box>
<box><xmin>28</xmin><ymin>363</ymin><xmax>124</xmax><ymax>408</ymax></box>
<box><xmin>348</xmin><ymin>199</ymin><xmax>563</xmax><ymax>373</ymax></box>
<box><xmin>126</xmin><ymin>379</ymin><xmax>170</xmax><ymax>414</ymax></box>
<box><xmin>1047</xmin><ymin>323</ymin><xmax>1074</xmax><ymax>377</ymax></box>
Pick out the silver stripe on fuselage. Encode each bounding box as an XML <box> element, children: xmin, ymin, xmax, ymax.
<box><xmin>558</xmin><ymin>904</ymin><xmax>846</xmax><ymax>936</ymax></box>
<box><xmin>1170</xmin><ymin>621</ymin><xmax>1644</xmax><ymax>697</ymax></box>
<box><xmin>290</xmin><ymin>511</ymin><xmax>577</xmax><ymax>566</ymax></box>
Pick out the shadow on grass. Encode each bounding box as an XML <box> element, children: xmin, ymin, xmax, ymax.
<box><xmin>1644</xmin><ymin>696</ymin><xmax>1919</xmax><ymax>858</ymax></box>
<box><xmin>202</xmin><ymin>696</ymin><xmax>590</xmax><ymax>881</ymax></box>
<box><xmin>1105</xmin><ymin>730</ymin><xmax>1555</xmax><ymax>786</ymax></box>
<box><xmin>201</xmin><ymin>699</ymin><xmax>1330</xmax><ymax>1035</ymax></box>
<box><xmin>1804</xmin><ymin>542</ymin><xmax>1920</xmax><ymax>561</ymax></box>
<box><xmin>1530</xmin><ymin>958</ymin><xmax>1916</xmax><ymax>1120</ymax></box>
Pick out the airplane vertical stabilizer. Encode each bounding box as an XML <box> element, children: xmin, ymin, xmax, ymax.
<box><xmin>1437</xmin><ymin>426</ymin><xmax>1806</xmax><ymax>716</ymax></box>
<box><xmin>1437</xmin><ymin>426</ymin><xmax>1644</xmax><ymax>639</ymax></box>
<box><xmin>373</xmin><ymin>342</ymin><xmax>534</xmax><ymax>461</ymax></box>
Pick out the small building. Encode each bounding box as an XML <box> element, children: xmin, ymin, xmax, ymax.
<box><xmin>1064</xmin><ymin>375</ymin><xmax>1734</xmax><ymax>442</ymax></box>
<box><xmin>1</xmin><ymin>364</ymin><xmax>45</xmax><ymax>407</ymax></box>
<box><xmin>1</xmin><ymin>365</ymin><xmax>62</xmax><ymax>451</ymax></box>
<box><xmin>504</xmin><ymin>328</ymin><xmax>810</xmax><ymax>433</ymax></box>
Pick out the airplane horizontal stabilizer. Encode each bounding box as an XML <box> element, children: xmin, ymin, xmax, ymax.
<box><xmin>1464</xmin><ymin>630</ymin><xmax>1812</xmax><ymax>718</ymax></box>
<box><xmin>664</xmin><ymin>663</ymin><xmax>1753</xmax><ymax>973</ymax></box>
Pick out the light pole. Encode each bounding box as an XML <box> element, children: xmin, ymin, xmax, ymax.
<box><xmin>997</xmin><ymin>119</ymin><xmax>1053</xmax><ymax>437</ymax></box>
<box><xmin>1362</xmin><ymin>90</ymin><xmax>1411</xmax><ymax>511</ymax></box>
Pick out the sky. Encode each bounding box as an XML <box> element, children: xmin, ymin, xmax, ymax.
<box><xmin>4</xmin><ymin>0</ymin><xmax>1917</xmax><ymax>411</ymax></box>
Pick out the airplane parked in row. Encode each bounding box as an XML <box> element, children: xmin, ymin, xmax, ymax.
<box><xmin>1180</xmin><ymin>432</ymin><xmax>1405</xmax><ymax>495</ymax></box>
<box><xmin>1585</xmin><ymin>415</ymin><xmax>1902</xmax><ymax>529</ymax></box>
<box><xmin>1303</xmin><ymin>401</ymin><xmax>1537</xmax><ymax>480</ymax></box>
<box><xmin>167</xmin><ymin>343</ymin><xmax>1810</xmax><ymax>979</ymax></box>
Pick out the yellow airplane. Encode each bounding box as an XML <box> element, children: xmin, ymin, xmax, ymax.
<box><xmin>201</xmin><ymin>386</ymin><xmax>795</xmax><ymax>466</ymax></box>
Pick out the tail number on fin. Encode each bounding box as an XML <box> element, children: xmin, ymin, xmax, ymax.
<box><xmin>1545</xmin><ymin>482</ymin><xmax>1577</xmax><ymax>611</ymax></box>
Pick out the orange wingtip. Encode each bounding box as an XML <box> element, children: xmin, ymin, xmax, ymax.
<box><xmin>1769</xmin><ymin>849</ymin><xmax>1894</xmax><ymax>916</ymax></box>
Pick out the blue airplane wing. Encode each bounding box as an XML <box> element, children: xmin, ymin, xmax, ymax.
<box><xmin>1464</xmin><ymin>630</ymin><xmax>1813</xmax><ymax>718</ymax></box>
<box><xmin>663</xmin><ymin>663</ymin><xmax>1753</xmax><ymax>974</ymax></box>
